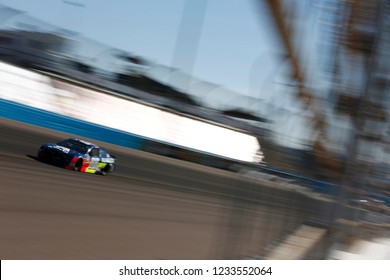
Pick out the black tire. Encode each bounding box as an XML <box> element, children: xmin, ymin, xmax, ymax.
<box><xmin>74</xmin><ymin>158</ymin><xmax>83</xmax><ymax>171</ymax></box>
<box><xmin>101</xmin><ymin>164</ymin><xmax>111</xmax><ymax>176</ymax></box>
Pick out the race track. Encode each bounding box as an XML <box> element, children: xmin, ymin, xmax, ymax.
<box><xmin>0</xmin><ymin>118</ymin><xmax>326</xmax><ymax>259</ymax></box>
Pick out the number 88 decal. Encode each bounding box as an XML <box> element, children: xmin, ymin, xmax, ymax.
<box><xmin>89</xmin><ymin>158</ymin><xmax>99</xmax><ymax>169</ymax></box>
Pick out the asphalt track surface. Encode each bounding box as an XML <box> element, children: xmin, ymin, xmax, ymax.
<box><xmin>0</xmin><ymin>118</ymin><xmax>323</xmax><ymax>259</ymax></box>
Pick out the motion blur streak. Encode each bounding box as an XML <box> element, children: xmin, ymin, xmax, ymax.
<box><xmin>1</xmin><ymin>0</ymin><xmax>389</xmax><ymax>260</ymax></box>
<box><xmin>0</xmin><ymin>119</ymin><xmax>330</xmax><ymax>259</ymax></box>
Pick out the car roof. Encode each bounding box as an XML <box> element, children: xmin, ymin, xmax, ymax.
<box><xmin>68</xmin><ymin>138</ymin><xmax>99</xmax><ymax>148</ymax></box>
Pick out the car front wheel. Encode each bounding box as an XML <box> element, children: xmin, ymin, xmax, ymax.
<box><xmin>101</xmin><ymin>164</ymin><xmax>111</xmax><ymax>176</ymax></box>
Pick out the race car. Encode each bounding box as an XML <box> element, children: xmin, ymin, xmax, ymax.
<box><xmin>37</xmin><ymin>138</ymin><xmax>116</xmax><ymax>175</ymax></box>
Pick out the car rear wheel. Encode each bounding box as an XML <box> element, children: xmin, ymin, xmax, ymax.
<box><xmin>74</xmin><ymin>158</ymin><xmax>83</xmax><ymax>171</ymax></box>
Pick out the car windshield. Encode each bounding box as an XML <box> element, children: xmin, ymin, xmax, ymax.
<box><xmin>57</xmin><ymin>139</ymin><xmax>90</xmax><ymax>154</ymax></box>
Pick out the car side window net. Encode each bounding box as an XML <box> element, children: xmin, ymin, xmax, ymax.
<box><xmin>90</xmin><ymin>148</ymin><xmax>99</xmax><ymax>157</ymax></box>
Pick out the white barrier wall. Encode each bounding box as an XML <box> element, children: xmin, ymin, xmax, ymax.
<box><xmin>0</xmin><ymin>62</ymin><xmax>263</xmax><ymax>163</ymax></box>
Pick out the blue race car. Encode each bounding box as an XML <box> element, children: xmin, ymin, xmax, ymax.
<box><xmin>37</xmin><ymin>138</ymin><xmax>116</xmax><ymax>175</ymax></box>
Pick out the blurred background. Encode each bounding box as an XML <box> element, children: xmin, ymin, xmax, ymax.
<box><xmin>0</xmin><ymin>0</ymin><xmax>389</xmax><ymax>259</ymax></box>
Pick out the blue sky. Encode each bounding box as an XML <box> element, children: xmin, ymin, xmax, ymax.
<box><xmin>0</xmin><ymin>0</ymin><xmax>282</xmax><ymax>98</ymax></box>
